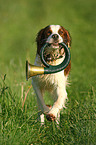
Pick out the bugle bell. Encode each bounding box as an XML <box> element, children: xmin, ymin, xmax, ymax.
<box><xmin>26</xmin><ymin>61</ymin><xmax>44</xmax><ymax>80</ymax></box>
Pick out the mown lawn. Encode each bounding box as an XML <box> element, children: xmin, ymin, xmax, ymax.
<box><xmin>0</xmin><ymin>0</ymin><xmax>96</xmax><ymax>144</ymax></box>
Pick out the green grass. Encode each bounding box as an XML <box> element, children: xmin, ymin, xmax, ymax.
<box><xmin>0</xmin><ymin>0</ymin><xmax>96</xmax><ymax>144</ymax></box>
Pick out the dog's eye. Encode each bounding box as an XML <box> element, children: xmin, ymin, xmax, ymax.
<box><xmin>59</xmin><ymin>30</ymin><xmax>64</xmax><ymax>35</ymax></box>
<box><xmin>47</xmin><ymin>30</ymin><xmax>52</xmax><ymax>36</ymax></box>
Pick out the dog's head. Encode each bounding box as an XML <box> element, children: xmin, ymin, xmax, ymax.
<box><xmin>36</xmin><ymin>25</ymin><xmax>71</xmax><ymax>61</ymax></box>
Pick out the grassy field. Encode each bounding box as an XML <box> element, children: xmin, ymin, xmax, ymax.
<box><xmin>0</xmin><ymin>0</ymin><xmax>96</xmax><ymax>144</ymax></box>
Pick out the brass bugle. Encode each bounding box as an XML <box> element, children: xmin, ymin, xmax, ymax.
<box><xmin>26</xmin><ymin>60</ymin><xmax>44</xmax><ymax>80</ymax></box>
<box><xmin>26</xmin><ymin>42</ymin><xmax>71</xmax><ymax>80</ymax></box>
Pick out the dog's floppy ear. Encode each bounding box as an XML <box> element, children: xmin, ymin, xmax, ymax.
<box><xmin>65</xmin><ymin>30</ymin><xmax>72</xmax><ymax>47</ymax></box>
<box><xmin>60</xmin><ymin>26</ymin><xmax>72</xmax><ymax>47</ymax></box>
<box><xmin>36</xmin><ymin>28</ymin><xmax>44</xmax><ymax>44</ymax></box>
<box><xmin>36</xmin><ymin>28</ymin><xmax>45</xmax><ymax>54</ymax></box>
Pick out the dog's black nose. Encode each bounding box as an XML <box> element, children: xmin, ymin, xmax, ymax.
<box><xmin>52</xmin><ymin>34</ymin><xmax>59</xmax><ymax>40</ymax></box>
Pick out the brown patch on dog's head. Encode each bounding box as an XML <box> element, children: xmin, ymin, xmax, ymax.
<box><xmin>58</xmin><ymin>26</ymin><xmax>72</xmax><ymax>47</ymax></box>
<box><xmin>36</xmin><ymin>25</ymin><xmax>51</xmax><ymax>54</ymax></box>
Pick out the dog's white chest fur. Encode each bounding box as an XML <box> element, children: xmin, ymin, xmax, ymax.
<box><xmin>32</xmin><ymin>54</ymin><xmax>67</xmax><ymax>92</ymax></box>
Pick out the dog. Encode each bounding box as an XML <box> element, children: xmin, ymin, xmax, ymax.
<box><xmin>32</xmin><ymin>25</ymin><xmax>71</xmax><ymax>124</ymax></box>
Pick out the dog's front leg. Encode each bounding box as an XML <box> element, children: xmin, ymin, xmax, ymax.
<box><xmin>32</xmin><ymin>80</ymin><xmax>49</xmax><ymax>123</ymax></box>
<box><xmin>46</xmin><ymin>85</ymin><xmax>67</xmax><ymax>122</ymax></box>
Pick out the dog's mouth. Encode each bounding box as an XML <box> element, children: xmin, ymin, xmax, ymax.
<box><xmin>51</xmin><ymin>42</ymin><xmax>60</xmax><ymax>48</ymax></box>
<box><xmin>43</xmin><ymin>43</ymin><xmax>65</xmax><ymax>61</ymax></box>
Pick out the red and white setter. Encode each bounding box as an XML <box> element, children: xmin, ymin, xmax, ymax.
<box><xmin>32</xmin><ymin>25</ymin><xmax>71</xmax><ymax>124</ymax></box>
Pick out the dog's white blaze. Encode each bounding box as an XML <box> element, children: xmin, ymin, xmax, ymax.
<box><xmin>50</xmin><ymin>25</ymin><xmax>61</xmax><ymax>34</ymax></box>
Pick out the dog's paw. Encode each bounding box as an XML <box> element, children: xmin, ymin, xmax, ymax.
<box><xmin>46</xmin><ymin>104</ymin><xmax>52</xmax><ymax>110</ymax></box>
<box><xmin>46</xmin><ymin>113</ymin><xmax>56</xmax><ymax>121</ymax></box>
